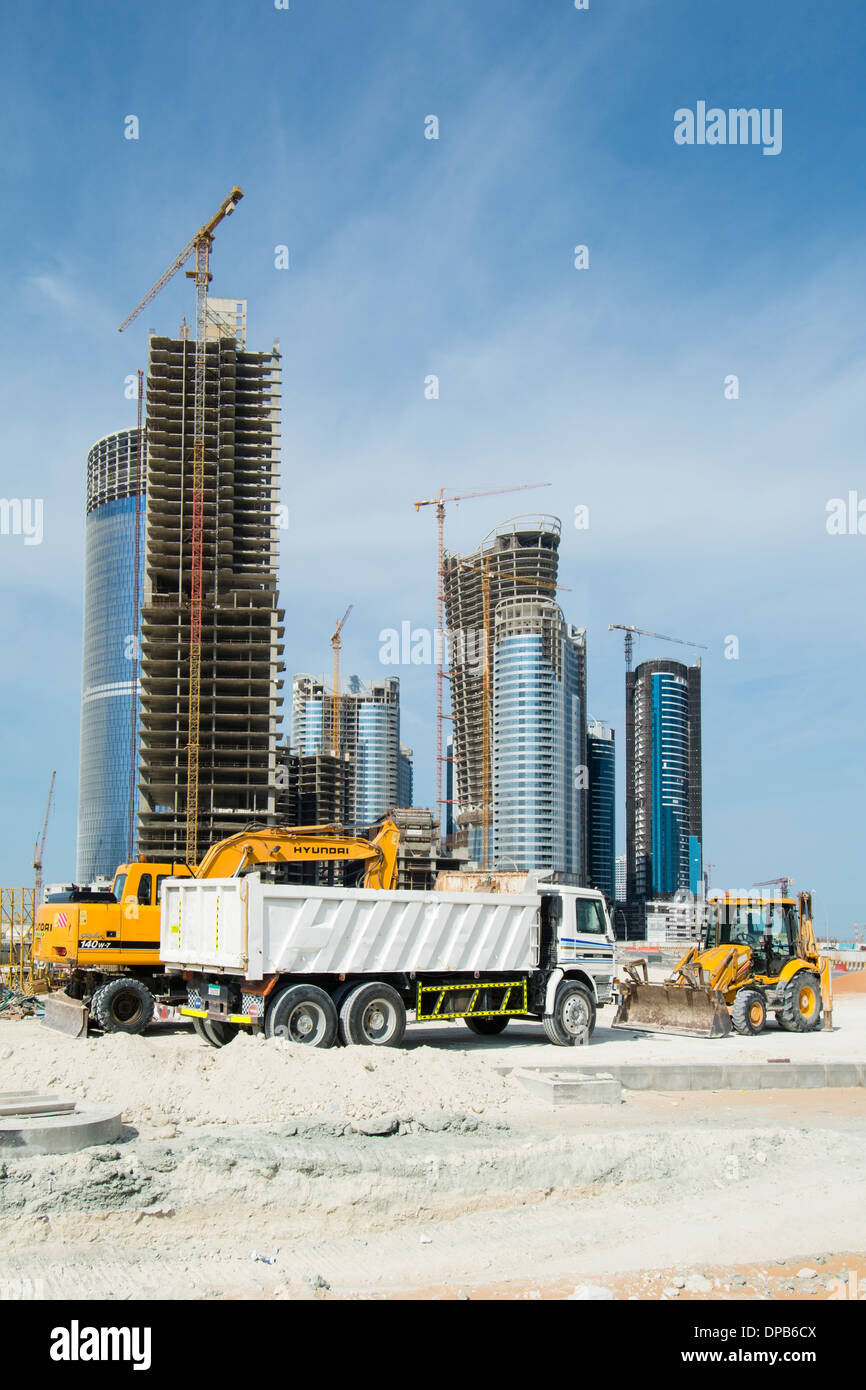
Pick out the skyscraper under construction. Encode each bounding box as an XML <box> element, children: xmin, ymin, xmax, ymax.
<box><xmin>136</xmin><ymin>304</ymin><xmax>285</xmax><ymax>860</ymax></box>
<box><xmin>443</xmin><ymin>516</ymin><xmax>587</xmax><ymax>872</ymax></box>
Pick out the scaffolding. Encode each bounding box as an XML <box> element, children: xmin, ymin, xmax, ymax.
<box><xmin>0</xmin><ymin>888</ymin><xmax>40</xmax><ymax>995</ymax></box>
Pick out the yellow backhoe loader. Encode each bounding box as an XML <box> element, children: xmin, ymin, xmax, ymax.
<box><xmin>35</xmin><ymin>820</ymin><xmax>401</xmax><ymax>1038</ymax></box>
<box><xmin>613</xmin><ymin>891</ymin><xmax>832</xmax><ymax>1038</ymax></box>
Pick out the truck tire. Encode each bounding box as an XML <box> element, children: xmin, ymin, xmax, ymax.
<box><xmin>778</xmin><ymin>971</ymin><xmax>822</xmax><ymax>1033</ymax></box>
<box><xmin>192</xmin><ymin>1016</ymin><xmax>239</xmax><ymax>1048</ymax></box>
<box><xmin>266</xmin><ymin>984</ymin><xmax>338</xmax><ymax>1047</ymax></box>
<box><xmin>92</xmin><ymin>978</ymin><xmax>154</xmax><ymax>1035</ymax></box>
<box><xmin>543</xmin><ymin>980</ymin><xmax>595</xmax><ymax>1047</ymax></box>
<box><xmin>463</xmin><ymin>1016</ymin><xmax>509</xmax><ymax>1036</ymax></box>
<box><xmin>339</xmin><ymin>982</ymin><xmax>406</xmax><ymax>1047</ymax></box>
<box><xmin>731</xmin><ymin>988</ymin><xmax>767</xmax><ymax>1035</ymax></box>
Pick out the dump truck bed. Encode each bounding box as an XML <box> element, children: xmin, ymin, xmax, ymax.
<box><xmin>161</xmin><ymin>876</ymin><xmax>540</xmax><ymax>981</ymax></box>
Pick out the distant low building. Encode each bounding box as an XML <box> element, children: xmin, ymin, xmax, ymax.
<box><xmin>615</xmin><ymin>854</ymin><xmax>626</xmax><ymax>902</ymax></box>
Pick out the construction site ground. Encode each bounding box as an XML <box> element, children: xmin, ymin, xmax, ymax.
<box><xmin>1</xmin><ymin>975</ymin><xmax>864</xmax><ymax>1302</ymax></box>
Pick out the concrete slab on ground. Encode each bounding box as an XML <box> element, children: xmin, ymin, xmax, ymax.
<box><xmin>0</xmin><ymin>1096</ymin><xmax>122</xmax><ymax>1155</ymax></box>
<box><xmin>503</xmin><ymin>1061</ymin><xmax>866</xmax><ymax>1092</ymax></box>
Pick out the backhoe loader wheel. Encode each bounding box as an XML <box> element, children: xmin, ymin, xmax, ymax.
<box><xmin>464</xmin><ymin>1015</ymin><xmax>509</xmax><ymax>1036</ymax></box>
<box><xmin>192</xmin><ymin>1015</ymin><xmax>239</xmax><ymax>1049</ymax></box>
<box><xmin>731</xmin><ymin>988</ymin><xmax>767</xmax><ymax>1036</ymax></box>
<box><xmin>778</xmin><ymin>971</ymin><xmax>822</xmax><ymax>1032</ymax></box>
<box><xmin>339</xmin><ymin>982</ymin><xmax>406</xmax><ymax>1047</ymax></box>
<box><xmin>92</xmin><ymin>978</ymin><xmax>154</xmax><ymax>1036</ymax></box>
<box><xmin>265</xmin><ymin>984</ymin><xmax>338</xmax><ymax>1048</ymax></box>
<box><xmin>543</xmin><ymin>981</ymin><xmax>595</xmax><ymax>1047</ymax></box>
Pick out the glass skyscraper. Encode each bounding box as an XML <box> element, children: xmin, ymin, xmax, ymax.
<box><xmin>587</xmin><ymin>720</ymin><xmax>616</xmax><ymax>899</ymax></box>
<box><xmin>626</xmin><ymin>658</ymin><xmax>702</xmax><ymax>901</ymax></box>
<box><xmin>76</xmin><ymin>429</ymin><xmax>144</xmax><ymax>881</ymax></box>
<box><xmin>292</xmin><ymin>675</ymin><xmax>400</xmax><ymax>825</ymax></box>
<box><xmin>492</xmin><ymin>597</ymin><xmax>586</xmax><ymax>875</ymax></box>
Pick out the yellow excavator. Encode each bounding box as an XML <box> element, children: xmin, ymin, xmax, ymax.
<box><xmin>35</xmin><ymin>820</ymin><xmax>400</xmax><ymax>1038</ymax></box>
<box><xmin>613</xmin><ymin>891</ymin><xmax>832</xmax><ymax>1038</ymax></box>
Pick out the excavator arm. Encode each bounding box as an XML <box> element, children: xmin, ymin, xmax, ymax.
<box><xmin>194</xmin><ymin>819</ymin><xmax>401</xmax><ymax>890</ymax></box>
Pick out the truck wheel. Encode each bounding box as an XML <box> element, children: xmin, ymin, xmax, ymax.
<box><xmin>92</xmin><ymin>978</ymin><xmax>154</xmax><ymax>1035</ymax></box>
<box><xmin>463</xmin><ymin>1016</ymin><xmax>509</xmax><ymax>1036</ymax></box>
<box><xmin>543</xmin><ymin>980</ymin><xmax>595</xmax><ymax>1047</ymax></box>
<box><xmin>778</xmin><ymin>971</ymin><xmax>822</xmax><ymax>1033</ymax></box>
<box><xmin>731</xmin><ymin>988</ymin><xmax>767</xmax><ymax>1035</ymax></box>
<box><xmin>193</xmin><ymin>1016</ymin><xmax>239</xmax><ymax>1048</ymax></box>
<box><xmin>339</xmin><ymin>982</ymin><xmax>406</xmax><ymax>1047</ymax></box>
<box><xmin>266</xmin><ymin>984</ymin><xmax>338</xmax><ymax>1047</ymax></box>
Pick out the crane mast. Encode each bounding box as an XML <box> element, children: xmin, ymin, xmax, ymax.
<box><xmin>330</xmin><ymin>605</ymin><xmax>353</xmax><ymax>755</ymax></box>
<box><xmin>33</xmin><ymin>769</ymin><xmax>56</xmax><ymax>906</ymax></box>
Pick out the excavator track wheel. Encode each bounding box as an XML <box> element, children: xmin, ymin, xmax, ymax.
<box><xmin>339</xmin><ymin>981</ymin><xmax>406</xmax><ymax>1047</ymax></box>
<box><xmin>91</xmin><ymin>978</ymin><xmax>155</xmax><ymax>1036</ymax></box>
<box><xmin>779</xmin><ymin>971</ymin><xmax>822</xmax><ymax>1032</ymax></box>
<box><xmin>731</xmin><ymin>988</ymin><xmax>767</xmax><ymax>1036</ymax></box>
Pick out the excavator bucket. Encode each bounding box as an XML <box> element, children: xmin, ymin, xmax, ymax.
<box><xmin>41</xmin><ymin>990</ymin><xmax>89</xmax><ymax>1038</ymax></box>
<box><xmin>613</xmin><ymin>961</ymin><xmax>732</xmax><ymax>1039</ymax></box>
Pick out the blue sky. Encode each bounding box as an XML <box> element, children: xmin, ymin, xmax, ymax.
<box><xmin>1</xmin><ymin>1</ymin><xmax>864</xmax><ymax>930</ymax></box>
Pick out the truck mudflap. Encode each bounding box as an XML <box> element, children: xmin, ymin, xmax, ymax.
<box><xmin>41</xmin><ymin>990</ymin><xmax>89</xmax><ymax>1038</ymax></box>
<box><xmin>612</xmin><ymin>960</ymin><xmax>732</xmax><ymax>1039</ymax></box>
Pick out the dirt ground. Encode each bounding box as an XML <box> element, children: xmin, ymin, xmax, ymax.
<box><xmin>1</xmin><ymin>982</ymin><xmax>865</xmax><ymax>1301</ymax></box>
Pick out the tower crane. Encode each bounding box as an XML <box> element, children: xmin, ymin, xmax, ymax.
<box><xmin>608</xmin><ymin>623</ymin><xmax>707</xmax><ymax>671</ymax></box>
<box><xmin>330</xmin><ymin>605</ymin><xmax>353</xmax><ymax>755</ymax></box>
<box><xmin>32</xmin><ymin>770</ymin><xmax>56</xmax><ymax>906</ymax></box>
<box><xmin>119</xmin><ymin>187</ymin><xmax>244</xmax><ymax>865</ymax></box>
<box><xmin>413</xmin><ymin>483</ymin><xmax>551</xmax><ymax>818</ymax></box>
<box><xmin>754</xmin><ymin>876</ymin><xmax>794</xmax><ymax>896</ymax></box>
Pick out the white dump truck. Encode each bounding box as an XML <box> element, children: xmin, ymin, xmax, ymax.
<box><xmin>160</xmin><ymin>869</ymin><xmax>617</xmax><ymax>1049</ymax></box>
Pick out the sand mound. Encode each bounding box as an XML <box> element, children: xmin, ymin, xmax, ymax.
<box><xmin>1</xmin><ymin>1027</ymin><xmax>515</xmax><ymax>1128</ymax></box>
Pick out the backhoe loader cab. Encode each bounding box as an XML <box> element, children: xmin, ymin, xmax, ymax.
<box><xmin>707</xmin><ymin>897</ymin><xmax>803</xmax><ymax>978</ymax></box>
<box><xmin>613</xmin><ymin>890</ymin><xmax>830</xmax><ymax>1039</ymax></box>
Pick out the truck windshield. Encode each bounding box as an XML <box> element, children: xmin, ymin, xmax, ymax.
<box><xmin>575</xmin><ymin>899</ymin><xmax>607</xmax><ymax>935</ymax></box>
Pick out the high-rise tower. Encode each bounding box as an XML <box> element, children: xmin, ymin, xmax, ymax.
<box><xmin>587</xmin><ymin>719</ymin><xmax>616</xmax><ymax>899</ymax></box>
<box><xmin>491</xmin><ymin>596</ymin><xmax>586</xmax><ymax>875</ymax></box>
<box><xmin>76</xmin><ymin>429</ymin><xmax>144</xmax><ymax>881</ymax></box>
<box><xmin>136</xmin><ymin>316</ymin><xmax>284</xmax><ymax>860</ymax></box>
<box><xmin>626</xmin><ymin>659</ymin><xmax>702</xmax><ymax>901</ymax></box>
<box><xmin>442</xmin><ymin>516</ymin><xmax>561</xmax><ymax>859</ymax></box>
<box><xmin>292</xmin><ymin>676</ymin><xmax>400</xmax><ymax>824</ymax></box>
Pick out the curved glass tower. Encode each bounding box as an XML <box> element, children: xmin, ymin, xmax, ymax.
<box><xmin>587</xmin><ymin>720</ymin><xmax>616</xmax><ymax>899</ymax></box>
<box><xmin>291</xmin><ymin>675</ymin><xmax>400</xmax><ymax>824</ymax></box>
<box><xmin>492</xmin><ymin>597</ymin><xmax>586</xmax><ymax>875</ymax></box>
<box><xmin>626</xmin><ymin>658</ymin><xmax>702</xmax><ymax>900</ymax></box>
<box><xmin>76</xmin><ymin>429</ymin><xmax>144</xmax><ymax>881</ymax></box>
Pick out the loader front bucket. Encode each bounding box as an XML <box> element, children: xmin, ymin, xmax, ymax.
<box><xmin>613</xmin><ymin>981</ymin><xmax>732</xmax><ymax>1038</ymax></box>
<box><xmin>41</xmin><ymin>990</ymin><xmax>89</xmax><ymax>1038</ymax></box>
